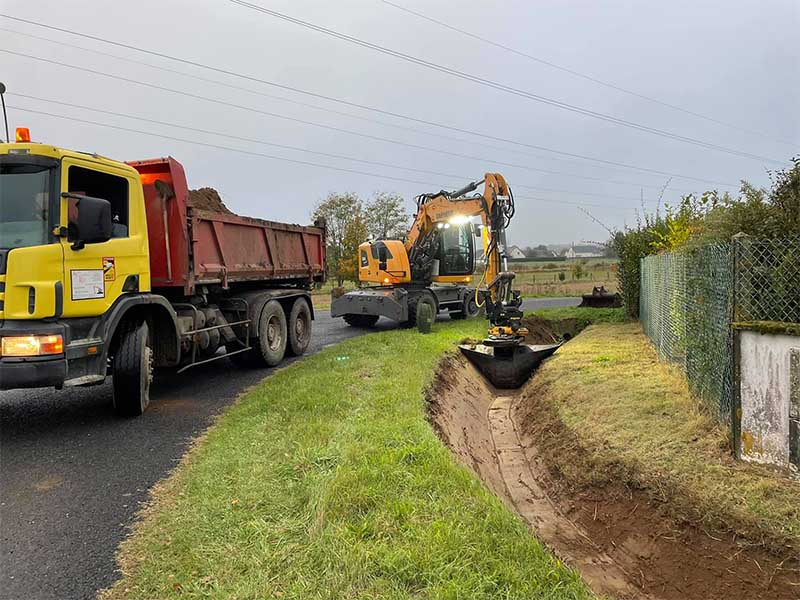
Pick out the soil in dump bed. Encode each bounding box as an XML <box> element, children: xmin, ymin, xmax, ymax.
<box><xmin>188</xmin><ymin>187</ymin><xmax>233</xmax><ymax>214</ymax></box>
<box><xmin>427</xmin><ymin>327</ymin><xmax>800</xmax><ymax>600</ymax></box>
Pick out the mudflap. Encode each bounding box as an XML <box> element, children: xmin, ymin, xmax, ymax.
<box><xmin>330</xmin><ymin>287</ymin><xmax>408</xmax><ymax>322</ymax></box>
<box><xmin>459</xmin><ymin>343</ymin><xmax>561</xmax><ymax>389</ymax></box>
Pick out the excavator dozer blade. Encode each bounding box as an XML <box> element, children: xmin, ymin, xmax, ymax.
<box><xmin>459</xmin><ymin>343</ymin><xmax>560</xmax><ymax>389</ymax></box>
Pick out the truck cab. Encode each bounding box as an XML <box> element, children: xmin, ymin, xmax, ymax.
<box><xmin>1</xmin><ymin>133</ymin><xmax>325</xmax><ymax>416</ymax></box>
<box><xmin>1</xmin><ymin>141</ymin><xmax>159</xmax><ymax>389</ymax></box>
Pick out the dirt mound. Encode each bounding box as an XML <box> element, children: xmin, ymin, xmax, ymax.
<box><xmin>188</xmin><ymin>187</ymin><xmax>233</xmax><ymax>214</ymax></box>
<box><xmin>427</xmin><ymin>350</ymin><xmax>800</xmax><ymax>600</ymax></box>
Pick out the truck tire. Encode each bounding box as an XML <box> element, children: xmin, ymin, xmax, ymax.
<box><xmin>287</xmin><ymin>297</ymin><xmax>312</xmax><ymax>356</ymax></box>
<box><xmin>255</xmin><ymin>300</ymin><xmax>288</xmax><ymax>367</ymax></box>
<box><xmin>112</xmin><ymin>320</ymin><xmax>153</xmax><ymax>417</ymax></box>
<box><xmin>404</xmin><ymin>291</ymin><xmax>436</xmax><ymax>328</ymax></box>
<box><xmin>343</xmin><ymin>314</ymin><xmax>379</xmax><ymax>328</ymax></box>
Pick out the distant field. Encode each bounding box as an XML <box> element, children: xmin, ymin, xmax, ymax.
<box><xmin>310</xmin><ymin>258</ymin><xmax>618</xmax><ymax>307</ymax></box>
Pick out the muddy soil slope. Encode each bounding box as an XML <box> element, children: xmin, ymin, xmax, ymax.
<box><xmin>427</xmin><ymin>322</ymin><xmax>800</xmax><ymax>599</ymax></box>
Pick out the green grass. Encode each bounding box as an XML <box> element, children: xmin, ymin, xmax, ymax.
<box><xmin>104</xmin><ymin>319</ymin><xmax>593</xmax><ymax>600</ymax></box>
<box><xmin>530</xmin><ymin>307</ymin><xmax>626</xmax><ymax>327</ymax></box>
<box><xmin>528</xmin><ymin>322</ymin><xmax>800</xmax><ymax>554</ymax></box>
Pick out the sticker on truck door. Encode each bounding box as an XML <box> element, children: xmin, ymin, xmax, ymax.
<box><xmin>103</xmin><ymin>257</ymin><xmax>116</xmax><ymax>282</ymax></box>
<box><xmin>71</xmin><ymin>269</ymin><xmax>105</xmax><ymax>300</ymax></box>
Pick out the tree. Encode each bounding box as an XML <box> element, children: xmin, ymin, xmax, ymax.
<box><xmin>312</xmin><ymin>192</ymin><xmax>366</xmax><ymax>287</ymax></box>
<box><xmin>339</xmin><ymin>214</ymin><xmax>369</xmax><ymax>284</ymax></box>
<box><xmin>366</xmin><ymin>192</ymin><xmax>410</xmax><ymax>240</ymax></box>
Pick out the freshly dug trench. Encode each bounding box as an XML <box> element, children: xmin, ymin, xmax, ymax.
<box><xmin>458</xmin><ymin>315</ymin><xmax>577</xmax><ymax>389</ymax></box>
<box><xmin>427</xmin><ymin>349</ymin><xmax>800</xmax><ymax>600</ymax></box>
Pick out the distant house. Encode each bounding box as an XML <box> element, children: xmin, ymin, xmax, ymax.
<box><xmin>506</xmin><ymin>245</ymin><xmax>527</xmax><ymax>259</ymax></box>
<box><xmin>563</xmin><ymin>244</ymin><xmax>604</xmax><ymax>259</ymax></box>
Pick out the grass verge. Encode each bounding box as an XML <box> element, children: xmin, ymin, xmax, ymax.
<box><xmin>104</xmin><ymin>319</ymin><xmax>593</xmax><ymax>600</ymax></box>
<box><xmin>524</xmin><ymin>321</ymin><xmax>800</xmax><ymax>555</ymax></box>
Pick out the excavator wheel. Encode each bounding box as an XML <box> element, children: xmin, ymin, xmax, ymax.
<box><xmin>403</xmin><ymin>291</ymin><xmax>437</xmax><ymax>328</ymax></box>
<box><xmin>343</xmin><ymin>314</ymin><xmax>380</xmax><ymax>328</ymax></box>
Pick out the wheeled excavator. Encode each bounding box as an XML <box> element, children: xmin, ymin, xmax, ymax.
<box><xmin>330</xmin><ymin>173</ymin><xmax>559</xmax><ymax>388</ymax></box>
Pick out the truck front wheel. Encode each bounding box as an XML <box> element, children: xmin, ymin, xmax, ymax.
<box><xmin>287</xmin><ymin>298</ymin><xmax>312</xmax><ymax>356</ymax></box>
<box><xmin>112</xmin><ymin>321</ymin><xmax>153</xmax><ymax>417</ymax></box>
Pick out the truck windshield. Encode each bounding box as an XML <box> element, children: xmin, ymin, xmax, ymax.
<box><xmin>0</xmin><ymin>164</ymin><xmax>51</xmax><ymax>249</ymax></box>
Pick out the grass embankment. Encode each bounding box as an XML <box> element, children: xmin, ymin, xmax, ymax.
<box><xmin>105</xmin><ymin>320</ymin><xmax>592</xmax><ymax>600</ymax></box>
<box><xmin>527</xmin><ymin>321</ymin><xmax>800</xmax><ymax>554</ymax></box>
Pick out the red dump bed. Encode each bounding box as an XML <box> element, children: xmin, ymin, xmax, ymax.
<box><xmin>127</xmin><ymin>157</ymin><xmax>325</xmax><ymax>295</ymax></box>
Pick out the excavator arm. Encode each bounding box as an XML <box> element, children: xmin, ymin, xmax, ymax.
<box><xmin>407</xmin><ymin>173</ymin><xmax>523</xmax><ymax>331</ymax></box>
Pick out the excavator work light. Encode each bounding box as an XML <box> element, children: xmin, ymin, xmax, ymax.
<box><xmin>448</xmin><ymin>215</ymin><xmax>471</xmax><ymax>225</ymax></box>
<box><xmin>1</xmin><ymin>334</ymin><xmax>63</xmax><ymax>357</ymax></box>
<box><xmin>15</xmin><ymin>127</ymin><xmax>31</xmax><ymax>143</ymax></box>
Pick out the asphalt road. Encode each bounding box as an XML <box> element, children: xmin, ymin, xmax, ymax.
<box><xmin>0</xmin><ymin>297</ymin><xmax>578</xmax><ymax>600</ymax></box>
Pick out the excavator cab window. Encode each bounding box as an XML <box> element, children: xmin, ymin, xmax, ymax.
<box><xmin>437</xmin><ymin>223</ymin><xmax>474</xmax><ymax>276</ymax></box>
<box><xmin>370</xmin><ymin>242</ymin><xmax>392</xmax><ymax>271</ymax></box>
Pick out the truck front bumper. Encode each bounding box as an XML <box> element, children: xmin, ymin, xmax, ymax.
<box><xmin>0</xmin><ymin>357</ymin><xmax>67</xmax><ymax>390</ymax></box>
<box><xmin>0</xmin><ymin>320</ymin><xmax>69</xmax><ymax>390</ymax></box>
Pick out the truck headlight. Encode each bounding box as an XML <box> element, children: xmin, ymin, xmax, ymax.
<box><xmin>1</xmin><ymin>335</ymin><xmax>64</xmax><ymax>357</ymax></box>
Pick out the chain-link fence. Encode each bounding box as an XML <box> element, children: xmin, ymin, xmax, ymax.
<box><xmin>640</xmin><ymin>236</ymin><xmax>800</xmax><ymax>423</ymax></box>
<box><xmin>734</xmin><ymin>236</ymin><xmax>800</xmax><ymax>324</ymax></box>
<box><xmin>640</xmin><ymin>243</ymin><xmax>733</xmax><ymax>420</ymax></box>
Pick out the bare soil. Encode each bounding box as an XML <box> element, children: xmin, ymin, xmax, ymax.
<box><xmin>188</xmin><ymin>187</ymin><xmax>233</xmax><ymax>214</ymax></box>
<box><xmin>426</xmin><ymin>331</ymin><xmax>800</xmax><ymax>599</ymax></box>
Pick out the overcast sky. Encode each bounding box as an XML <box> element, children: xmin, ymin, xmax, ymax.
<box><xmin>2</xmin><ymin>0</ymin><xmax>798</xmax><ymax>246</ymax></box>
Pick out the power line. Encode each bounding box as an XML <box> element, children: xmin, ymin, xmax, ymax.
<box><xmin>2</xmin><ymin>48</ymin><xmax>708</xmax><ymax>193</ymax></box>
<box><xmin>0</xmin><ymin>27</ymin><xmax>601</xmax><ymax>176</ymax></box>
<box><xmin>10</xmin><ymin>94</ymin><xmax>648</xmax><ymax>208</ymax></box>
<box><xmin>0</xmin><ymin>14</ymin><xmax>741</xmax><ymax>187</ymax></box>
<box><xmin>380</xmin><ymin>0</ymin><xmax>798</xmax><ymax>149</ymax></box>
<box><xmin>228</xmin><ymin>0</ymin><xmax>785</xmax><ymax>165</ymax></box>
<box><xmin>8</xmin><ymin>104</ymin><xmax>640</xmax><ymax>215</ymax></box>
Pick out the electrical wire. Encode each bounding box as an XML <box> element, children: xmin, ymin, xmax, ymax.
<box><xmin>2</xmin><ymin>48</ymin><xmax>713</xmax><ymax>193</ymax></box>
<box><xmin>15</xmin><ymin>91</ymin><xmax>655</xmax><ymax>205</ymax></box>
<box><xmin>7</xmin><ymin>103</ymin><xmax>640</xmax><ymax>213</ymax></box>
<box><xmin>228</xmin><ymin>0</ymin><xmax>785</xmax><ymax>164</ymax></box>
<box><xmin>380</xmin><ymin>0</ymin><xmax>798</xmax><ymax>149</ymax></box>
<box><xmin>0</xmin><ymin>14</ymin><xmax>744</xmax><ymax>187</ymax></box>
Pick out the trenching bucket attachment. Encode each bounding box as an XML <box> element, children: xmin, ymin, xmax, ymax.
<box><xmin>459</xmin><ymin>342</ymin><xmax>561</xmax><ymax>389</ymax></box>
<box><xmin>579</xmin><ymin>286</ymin><xmax>622</xmax><ymax>308</ymax></box>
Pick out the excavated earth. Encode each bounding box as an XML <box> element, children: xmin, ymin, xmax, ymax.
<box><xmin>188</xmin><ymin>187</ymin><xmax>234</xmax><ymax>214</ymax></box>
<box><xmin>427</xmin><ymin>317</ymin><xmax>800</xmax><ymax>600</ymax></box>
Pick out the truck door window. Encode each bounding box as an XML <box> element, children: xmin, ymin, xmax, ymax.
<box><xmin>67</xmin><ymin>166</ymin><xmax>129</xmax><ymax>238</ymax></box>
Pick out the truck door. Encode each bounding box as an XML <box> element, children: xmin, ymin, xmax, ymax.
<box><xmin>60</xmin><ymin>158</ymin><xmax>149</xmax><ymax>318</ymax></box>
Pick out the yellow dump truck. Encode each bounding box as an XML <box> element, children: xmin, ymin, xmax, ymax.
<box><xmin>0</xmin><ymin>130</ymin><xmax>325</xmax><ymax>415</ymax></box>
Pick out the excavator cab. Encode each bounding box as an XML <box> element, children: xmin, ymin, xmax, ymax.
<box><xmin>432</xmin><ymin>222</ymin><xmax>475</xmax><ymax>281</ymax></box>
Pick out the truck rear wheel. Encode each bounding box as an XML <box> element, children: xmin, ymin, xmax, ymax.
<box><xmin>254</xmin><ymin>300</ymin><xmax>288</xmax><ymax>367</ymax></box>
<box><xmin>287</xmin><ymin>297</ymin><xmax>312</xmax><ymax>356</ymax></box>
<box><xmin>343</xmin><ymin>314</ymin><xmax>379</xmax><ymax>328</ymax></box>
<box><xmin>112</xmin><ymin>321</ymin><xmax>153</xmax><ymax>417</ymax></box>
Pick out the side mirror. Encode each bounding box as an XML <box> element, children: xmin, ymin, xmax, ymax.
<box><xmin>64</xmin><ymin>194</ymin><xmax>112</xmax><ymax>249</ymax></box>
